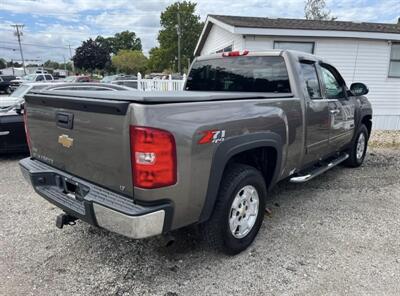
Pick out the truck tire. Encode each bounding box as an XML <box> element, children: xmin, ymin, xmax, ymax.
<box><xmin>200</xmin><ymin>164</ymin><xmax>267</xmax><ymax>255</ymax></box>
<box><xmin>344</xmin><ymin>124</ymin><xmax>369</xmax><ymax>167</ymax></box>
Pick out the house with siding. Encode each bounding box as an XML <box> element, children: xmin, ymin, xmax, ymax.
<box><xmin>194</xmin><ymin>15</ymin><xmax>400</xmax><ymax>130</ymax></box>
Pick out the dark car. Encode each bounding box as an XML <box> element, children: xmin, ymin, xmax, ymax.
<box><xmin>0</xmin><ymin>75</ymin><xmax>16</xmax><ymax>94</ymax></box>
<box><xmin>0</xmin><ymin>106</ymin><xmax>28</xmax><ymax>154</ymax></box>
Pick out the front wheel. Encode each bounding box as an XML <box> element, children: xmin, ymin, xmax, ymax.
<box><xmin>344</xmin><ymin>124</ymin><xmax>369</xmax><ymax>167</ymax></box>
<box><xmin>200</xmin><ymin>164</ymin><xmax>267</xmax><ymax>255</ymax></box>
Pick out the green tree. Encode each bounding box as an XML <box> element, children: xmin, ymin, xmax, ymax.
<box><xmin>96</xmin><ymin>31</ymin><xmax>142</xmax><ymax>55</ymax></box>
<box><xmin>43</xmin><ymin>60</ymin><xmax>60</xmax><ymax>69</ymax></box>
<box><xmin>0</xmin><ymin>58</ymin><xmax>6</xmax><ymax>69</ymax></box>
<box><xmin>150</xmin><ymin>1</ymin><xmax>202</xmax><ymax>73</ymax></box>
<box><xmin>112</xmin><ymin>50</ymin><xmax>148</xmax><ymax>74</ymax></box>
<box><xmin>147</xmin><ymin>47</ymin><xmax>170</xmax><ymax>72</ymax></box>
<box><xmin>304</xmin><ymin>0</ymin><xmax>337</xmax><ymax>20</ymax></box>
<box><xmin>72</xmin><ymin>38</ymin><xmax>110</xmax><ymax>72</ymax></box>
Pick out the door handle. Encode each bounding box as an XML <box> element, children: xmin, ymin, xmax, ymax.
<box><xmin>330</xmin><ymin>109</ymin><xmax>340</xmax><ymax>115</ymax></box>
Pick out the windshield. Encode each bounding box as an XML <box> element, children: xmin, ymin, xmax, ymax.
<box><xmin>23</xmin><ymin>74</ymin><xmax>37</xmax><ymax>81</ymax></box>
<box><xmin>10</xmin><ymin>84</ymin><xmax>31</xmax><ymax>97</ymax></box>
<box><xmin>186</xmin><ymin>56</ymin><xmax>291</xmax><ymax>93</ymax></box>
<box><xmin>64</xmin><ymin>76</ymin><xmax>76</xmax><ymax>82</ymax></box>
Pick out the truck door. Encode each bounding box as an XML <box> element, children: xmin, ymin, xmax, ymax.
<box><xmin>300</xmin><ymin>61</ymin><xmax>330</xmax><ymax>164</ymax></box>
<box><xmin>319</xmin><ymin>63</ymin><xmax>355</xmax><ymax>152</ymax></box>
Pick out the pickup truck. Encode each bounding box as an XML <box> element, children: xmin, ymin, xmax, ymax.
<box><xmin>20</xmin><ymin>50</ymin><xmax>372</xmax><ymax>254</ymax></box>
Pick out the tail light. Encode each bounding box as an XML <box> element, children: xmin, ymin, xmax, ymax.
<box><xmin>23</xmin><ymin>105</ymin><xmax>31</xmax><ymax>153</ymax></box>
<box><xmin>130</xmin><ymin>126</ymin><xmax>177</xmax><ymax>189</ymax></box>
<box><xmin>222</xmin><ymin>50</ymin><xmax>249</xmax><ymax>57</ymax></box>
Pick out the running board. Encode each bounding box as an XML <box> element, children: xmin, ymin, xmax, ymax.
<box><xmin>290</xmin><ymin>153</ymin><xmax>349</xmax><ymax>183</ymax></box>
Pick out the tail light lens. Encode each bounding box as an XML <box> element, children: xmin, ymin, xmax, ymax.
<box><xmin>222</xmin><ymin>50</ymin><xmax>249</xmax><ymax>57</ymax></box>
<box><xmin>23</xmin><ymin>105</ymin><xmax>31</xmax><ymax>153</ymax></box>
<box><xmin>130</xmin><ymin>126</ymin><xmax>177</xmax><ymax>189</ymax></box>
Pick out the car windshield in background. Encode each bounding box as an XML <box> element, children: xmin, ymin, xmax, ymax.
<box><xmin>23</xmin><ymin>74</ymin><xmax>37</xmax><ymax>81</ymax></box>
<box><xmin>186</xmin><ymin>56</ymin><xmax>291</xmax><ymax>93</ymax></box>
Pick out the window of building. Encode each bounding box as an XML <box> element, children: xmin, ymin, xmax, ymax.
<box><xmin>389</xmin><ymin>43</ymin><xmax>400</xmax><ymax>78</ymax></box>
<box><xmin>300</xmin><ymin>62</ymin><xmax>321</xmax><ymax>99</ymax></box>
<box><xmin>215</xmin><ymin>45</ymin><xmax>233</xmax><ymax>53</ymax></box>
<box><xmin>274</xmin><ymin>41</ymin><xmax>315</xmax><ymax>54</ymax></box>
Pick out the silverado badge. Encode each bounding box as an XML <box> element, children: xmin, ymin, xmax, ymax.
<box><xmin>58</xmin><ymin>134</ymin><xmax>74</xmax><ymax>148</ymax></box>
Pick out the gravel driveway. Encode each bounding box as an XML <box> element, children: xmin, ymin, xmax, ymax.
<box><xmin>1</xmin><ymin>147</ymin><xmax>399</xmax><ymax>296</ymax></box>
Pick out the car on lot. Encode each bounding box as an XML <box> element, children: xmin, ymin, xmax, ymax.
<box><xmin>9</xmin><ymin>73</ymin><xmax>54</xmax><ymax>91</ymax></box>
<box><xmin>1</xmin><ymin>83</ymin><xmax>134</xmax><ymax>154</ymax></box>
<box><xmin>20</xmin><ymin>50</ymin><xmax>372</xmax><ymax>254</ymax></box>
<box><xmin>64</xmin><ymin>75</ymin><xmax>93</xmax><ymax>83</ymax></box>
<box><xmin>0</xmin><ymin>75</ymin><xmax>16</xmax><ymax>94</ymax></box>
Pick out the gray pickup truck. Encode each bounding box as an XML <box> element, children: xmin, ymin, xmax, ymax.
<box><xmin>20</xmin><ymin>50</ymin><xmax>372</xmax><ymax>254</ymax></box>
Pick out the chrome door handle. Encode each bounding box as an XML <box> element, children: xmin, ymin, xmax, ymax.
<box><xmin>330</xmin><ymin>109</ymin><xmax>340</xmax><ymax>115</ymax></box>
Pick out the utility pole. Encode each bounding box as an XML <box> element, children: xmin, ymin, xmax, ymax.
<box><xmin>11</xmin><ymin>24</ymin><xmax>26</xmax><ymax>75</ymax></box>
<box><xmin>68</xmin><ymin>44</ymin><xmax>75</xmax><ymax>73</ymax></box>
<box><xmin>177</xmin><ymin>13</ymin><xmax>181</xmax><ymax>75</ymax></box>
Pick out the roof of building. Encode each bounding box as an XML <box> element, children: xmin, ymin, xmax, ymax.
<box><xmin>209</xmin><ymin>15</ymin><xmax>400</xmax><ymax>34</ymax></box>
<box><xmin>194</xmin><ymin>14</ymin><xmax>400</xmax><ymax>55</ymax></box>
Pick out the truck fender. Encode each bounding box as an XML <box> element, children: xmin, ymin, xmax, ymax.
<box><xmin>198</xmin><ymin>132</ymin><xmax>283</xmax><ymax>223</ymax></box>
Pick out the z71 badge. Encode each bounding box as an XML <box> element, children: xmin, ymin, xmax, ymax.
<box><xmin>198</xmin><ymin>130</ymin><xmax>226</xmax><ymax>144</ymax></box>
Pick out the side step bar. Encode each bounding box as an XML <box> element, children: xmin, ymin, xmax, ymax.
<box><xmin>290</xmin><ymin>153</ymin><xmax>349</xmax><ymax>183</ymax></box>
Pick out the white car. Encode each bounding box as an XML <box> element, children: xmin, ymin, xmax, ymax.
<box><xmin>0</xmin><ymin>82</ymin><xmax>59</xmax><ymax>108</ymax></box>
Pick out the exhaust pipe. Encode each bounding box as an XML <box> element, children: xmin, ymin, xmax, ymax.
<box><xmin>56</xmin><ymin>213</ymin><xmax>78</xmax><ymax>229</ymax></box>
<box><xmin>162</xmin><ymin>233</ymin><xmax>175</xmax><ymax>247</ymax></box>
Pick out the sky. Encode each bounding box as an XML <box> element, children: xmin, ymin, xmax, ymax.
<box><xmin>0</xmin><ymin>0</ymin><xmax>399</xmax><ymax>63</ymax></box>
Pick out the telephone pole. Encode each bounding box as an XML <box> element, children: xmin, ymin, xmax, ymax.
<box><xmin>68</xmin><ymin>44</ymin><xmax>75</xmax><ymax>73</ymax></box>
<box><xmin>177</xmin><ymin>13</ymin><xmax>181</xmax><ymax>75</ymax></box>
<box><xmin>11</xmin><ymin>24</ymin><xmax>26</xmax><ymax>75</ymax></box>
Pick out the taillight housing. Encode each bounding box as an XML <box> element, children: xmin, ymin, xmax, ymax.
<box><xmin>23</xmin><ymin>105</ymin><xmax>31</xmax><ymax>153</ymax></box>
<box><xmin>130</xmin><ymin>126</ymin><xmax>177</xmax><ymax>189</ymax></box>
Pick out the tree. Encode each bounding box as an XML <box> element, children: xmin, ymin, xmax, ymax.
<box><xmin>149</xmin><ymin>1</ymin><xmax>202</xmax><ymax>73</ymax></box>
<box><xmin>305</xmin><ymin>0</ymin><xmax>337</xmax><ymax>20</ymax></box>
<box><xmin>72</xmin><ymin>38</ymin><xmax>110</xmax><ymax>72</ymax></box>
<box><xmin>96</xmin><ymin>31</ymin><xmax>142</xmax><ymax>55</ymax></box>
<box><xmin>0</xmin><ymin>58</ymin><xmax>6</xmax><ymax>69</ymax></box>
<box><xmin>147</xmin><ymin>47</ymin><xmax>170</xmax><ymax>72</ymax></box>
<box><xmin>112</xmin><ymin>50</ymin><xmax>148</xmax><ymax>74</ymax></box>
<box><xmin>43</xmin><ymin>60</ymin><xmax>60</xmax><ymax>69</ymax></box>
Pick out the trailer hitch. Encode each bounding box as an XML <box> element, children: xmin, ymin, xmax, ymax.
<box><xmin>56</xmin><ymin>213</ymin><xmax>78</xmax><ymax>229</ymax></box>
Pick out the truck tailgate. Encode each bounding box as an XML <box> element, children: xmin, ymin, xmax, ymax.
<box><xmin>24</xmin><ymin>93</ymin><xmax>134</xmax><ymax>197</ymax></box>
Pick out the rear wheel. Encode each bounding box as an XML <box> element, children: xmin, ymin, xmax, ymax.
<box><xmin>200</xmin><ymin>164</ymin><xmax>266</xmax><ymax>255</ymax></box>
<box><xmin>344</xmin><ymin>124</ymin><xmax>369</xmax><ymax>167</ymax></box>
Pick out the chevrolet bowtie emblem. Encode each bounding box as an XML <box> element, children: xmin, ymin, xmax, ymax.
<box><xmin>58</xmin><ymin>134</ymin><xmax>73</xmax><ymax>148</ymax></box>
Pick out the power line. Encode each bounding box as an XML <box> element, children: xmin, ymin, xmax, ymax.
<box><xmin>10</xmin><ymin>24</ymin><xmax>26</xmax><ymax>75</ymax></box>
<box><xmin>2</xmin><ymin>41</ymin><xmax>74</xmax><ymax>49</ymax></box>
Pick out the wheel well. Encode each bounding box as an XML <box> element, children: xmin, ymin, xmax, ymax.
<box><xmin>361</xmin><ymin>115</ymin><xmax>372</xmax><ymax>138</ymax></box>
<box><xmin>227</xmin><ymin>147</ymin><xmax>277</xmax><ymax>189</ymax></box>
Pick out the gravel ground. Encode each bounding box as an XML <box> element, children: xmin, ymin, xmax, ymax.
<box><xmin>1</xmin><ymin>147</ymin><xmax>400</xmax><ymax>296</ymax></box>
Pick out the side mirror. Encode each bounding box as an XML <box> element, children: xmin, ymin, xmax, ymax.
<box><xmin>350</xmin><ymin>82</ymin><xmax>369</xmax><ymax>96</ymax></box>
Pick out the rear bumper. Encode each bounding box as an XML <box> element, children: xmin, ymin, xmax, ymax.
<box><xmin>19</xmin><ymin>157</ymin><xmax>172</xmax><ymax>239</ymax></box>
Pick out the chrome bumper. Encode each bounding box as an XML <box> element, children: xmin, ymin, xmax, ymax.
<box><xmin>19</xmin><ymin>157</ymin><xmax>171</xmax><ymax>239</ymax></box>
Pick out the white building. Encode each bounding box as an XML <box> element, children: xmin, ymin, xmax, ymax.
<box><xmin>194</xmin><ymin>15</ymin><xmax>400</xmax><ymax>130</ymax></box>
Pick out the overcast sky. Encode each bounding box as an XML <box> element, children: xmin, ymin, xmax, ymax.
<box><xmin>1</xmin><ymin>0</ymin><xmax>399</xmax><ymax>63</ymax></box>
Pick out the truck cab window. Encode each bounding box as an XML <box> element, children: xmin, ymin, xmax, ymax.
<box><xmin>300</xmin><ymin>63</ymin><xmax>321</xmax><ymax>99</ymax></box>
<box><xmin>320</xmin><ymin>66</ymin><xmax>345</xmax><ymax>100</ymax></box>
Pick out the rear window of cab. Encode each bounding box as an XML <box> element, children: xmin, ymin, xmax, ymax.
<box><xmin>186</xmin><ymin>56</ymin><xmax>291</xmax><ymax>93</ymax></box>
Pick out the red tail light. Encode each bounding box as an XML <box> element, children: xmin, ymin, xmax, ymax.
<box><xmin>23</xmin><ymin>105</ymin><xmax>31</xmax><ymax>153</ymax></box>
<box><xmin>130</xmin><ymin>126</ymin><xmax>177</xmax><ymax>189</ymax></box>
<box><xmin>222</xmin><ymin>50</ymin><xmax>249</xmax><ymax>57</ymax></box>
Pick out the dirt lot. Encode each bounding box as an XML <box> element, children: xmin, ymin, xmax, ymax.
<box><xmin>1</xmin><ymin>146</ymin><xmax>399</xmax><ymax>296</ymax></box>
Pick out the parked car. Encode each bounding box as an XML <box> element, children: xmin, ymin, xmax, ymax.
<box><xmin>0</xmin><ymin>82</ymin><xmax>61</xmax><ymax>108</ymax></box>
<box><xmin>9</xmin><ymin>73</ymin><xmax>54</xmax><ymax>91</ymax></box>
<box><xmin>0</xmin><ymin>75</ymin><xmax>16</xmax><ymax>94</ymax></box>
<box><xmin>20</xmin><ymin>50</ymin><xmax>372</xmax><ymax>254</ymax></box>
<box><xmin>64</xmin><ymin>75</ymin><xmax>93</xmax><ymax>83</ymax></box>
